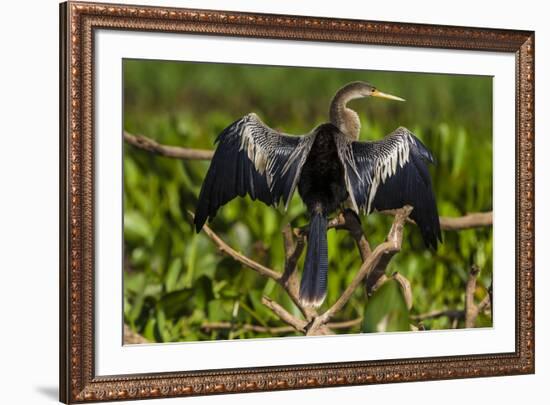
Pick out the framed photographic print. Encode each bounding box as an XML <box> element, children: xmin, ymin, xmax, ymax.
<box><xmin>59</xmin><ymin>1</ymin><xmax>535</xmax><ymax>403</ymax></box>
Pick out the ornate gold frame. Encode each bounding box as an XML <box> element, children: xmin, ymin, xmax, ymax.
<box><xmin>59</xmin><ymin>1</ymin><xmax>535</xmax><ymax>403</ymax></box>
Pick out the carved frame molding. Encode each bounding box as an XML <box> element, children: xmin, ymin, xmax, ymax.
<box><xmin>59</xmin><ymin>1</ymin><xmax>535</xmax><ymax>402</ymax></box>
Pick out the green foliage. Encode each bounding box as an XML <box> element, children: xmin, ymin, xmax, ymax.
<box><xmin>363</xmin><ymin>280</ymin><xmax>410</xmax><ymax>333</ymax></box>
<box><xmin>123</xmin><ymin>59</ymin><xmax>493</xmax><ymax>341</ymax></box>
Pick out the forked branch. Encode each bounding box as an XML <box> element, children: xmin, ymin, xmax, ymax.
<box><xmin>192</xmin><ymin>212</ymin><xmax>321</xmax><ymax>331</ymax></box>
<box><xmin>304</xmin><ymin>206</ymin><xmax>412</xmax><ymax>334</ymax></box>
<box><xmin>194</xmin><ymin>206</ymin><xmax>412</xmax><ymax>336</ymax></box>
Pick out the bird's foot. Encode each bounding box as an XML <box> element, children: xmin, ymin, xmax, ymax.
<box><xmin>302</xmin><ymin>318</ymin><xmax>315</xmax><ymax>334</ymax></box>
<box><xmin>342</xmin><ymin>207</ymin><xmax>362</xmax><ymax>225</ymax></box>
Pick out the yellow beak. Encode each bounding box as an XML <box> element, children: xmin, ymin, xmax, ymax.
<box><xmin>371</xmin><ymin>89</ymin><xmax>406</xmax><ymax>102</ymax></box>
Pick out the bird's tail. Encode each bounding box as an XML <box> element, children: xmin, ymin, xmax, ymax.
<box><xmin>299</xmin><ymin>212</ymin><xmax>328</xmax><ymax>307</ymax></box>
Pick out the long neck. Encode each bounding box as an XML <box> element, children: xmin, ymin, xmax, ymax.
<box><xmin>329</xmin><ymin>88</ymin><xmax>362</xmax><ymax>140</ymax></box>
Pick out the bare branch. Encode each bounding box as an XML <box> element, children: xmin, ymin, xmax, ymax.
<box><xmin>124</xmin><ymin>324</ymin><xmax>149</xmax><ymax>344</ymax></box>
<box><xmin>282</xmin><ymin>224</ymin><xmax>304</xmax><ymax>284</ymax></box>
<box><xmin>392</xmin><ymin>272</ymin><xmax>413</xmax><ymax>310</ymax></box>
<box><xmin>326</xmin><ymin>206</ymin><xmax>412</xmax><ymax>318</ymax></box>
<box><xmin>193</xmin><ymin>205</ymin><xmax>491</xmax><ymax>336</ymax></box>
<box><xmin>325</xmin><ymin>318</ymin><xmax>363</xmax><ymax>330</ymax></box>
<box><xmin>201</xmin><ymin>318</ymin><xmax>362</xmax><ymax>334</ymax></box>
<box><xmin>200</xmin><ymin>222</ymin><xmax>281</xmax><ymax>281</ymax></box>
<box><xmin>365</xmin><ymin>252</ymin><xmax>394</xmax><ymax>297</ymax></box>
<box><xmin>465</xmin><ymin>265</ymin><xmax>480</xmax><ymax>328</ymax></box>
<box><xmin>381</xmin><ymin>209</ymin><xmax>492</xmax><ymax>231</ymax></box>
<box><xmin>412</xmin><ymin>300</ymin><xmax>490</xmax><ymax>324</ymax></box>
<box><xmin>341</xmin><ymin>210</ymin><xmax>372</xmax><ymax>261</ymax></box>
<box><xmin>465</xmin><ymin>266</ymin><xmax>492</xmax><ymax>328</ymax></box>
<box><xmin>411</xmin><ymin>309</ymin><xmax>465</xmax><ymax>322</ymax></box>
<box><xmin>439</xmin><ymin>212</ymin><xmax>493</xmax><ymax>230</ymax></box>
<box><xmin>166</xmin><ymin>207</ymin><xmax>492</xmax><ymax>337</ymax></box>
<box><xmin>477</xmin><ymin>294</ymin><xmax>492</xmax><ymax>316</ymax></box>
<box><xmin>202</xmin><ymin>321</ymin><xmax>296</xmax><ymax>334</ymax></box>
<box><xmin>282</xmin><ymin>225</ymin><xmax>296</xmax><ymax>259</ymax></box>
<box><xmin>261</xmin><ymin>296</ymin><xmax>306</xmax><ymax>332</ymax></box>
<box><xmin>364</xmin><ymin>271</ymin><xmax>413</xmax><ymax>310</ymax></box>
<box><xmin>280</xmin><ymin>225</ymin><xmax>318</xmax><ymax>321</ymax></box>
<box><xmin>367</xmin><ymin>273</ymin><xmax>388</xmax><ymax>295</ymax></box>
<box><xmin>124</xmin><ymin>131</ymin><xmax>213</xmax><ymax>160</ymax></box>
<box><xmin>306</xmin><ymin>206</ymin><xmax>413</xmax><ymax>333</ymax></box>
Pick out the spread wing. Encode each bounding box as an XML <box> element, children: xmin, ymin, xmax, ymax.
<box><xmin>194</xmin><ymin>113</ymin><xmax>315</xmax><ymax>232</ymax></box>
<box><xmin>337</xmin><ymin>126</ymin><xmax>442</xmax><ymax>248</ymax></box>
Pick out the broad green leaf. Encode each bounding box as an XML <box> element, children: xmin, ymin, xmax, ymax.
<box><xmin>452</xmin><ymin>128</ymin><xmax>467</xmax><ymax>177</ymax></box>
<box><xmin>165</xmin><ymin>258</ymin><xmax>182</xmax><ymax>293</ymax></box>
<box><xmin>207</xmin><ymin>299</ymin><xmax>232</xmax><ymax>322</ymax></box>
<box><xmin>158</xmin><ymin>288</ymin><xmax>194</xmax><ymax>319</ymax></box>
<box><xmin>142</xmin><ymin>318</ymin><xmax>157</xmax><ymax>342</ymax></box>
<box><xmin>362</xmin><ymin>280</ymin><xmax>410</xmax><ymax>333</ymax></box>
<box><xmin>156</xmin><ymin>307</ymin><xmax>169</xmax><ymax>342</ymax></box>
<box><xmin>124</xmin><ymin>210</ymin><xmax>154</xmax><ymax>246</ymax></box>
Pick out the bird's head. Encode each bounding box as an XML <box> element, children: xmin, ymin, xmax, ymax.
<box><xmin>330</xmin><ymin>81</ymin><xmax>405</xmax><ymax>139</ymax></box>
<box><xmin>338</xmin><ymin>81</ymin><xmax>406</xmax><ymax>102</ymax></box>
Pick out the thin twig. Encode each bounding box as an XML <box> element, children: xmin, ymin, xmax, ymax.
<box><xmin>202</xmin><ymin>321</ymin><xmax>296</xmax><ymax>334</ymax></box>
<box><xmin>392</xmin><ymin>272</ymin><xmax>413</xmax><ymax>310</ymax></box>
<box><xmin>411</xmin><ymin>268</ymin><xmax>492</xmax><ymax>327</ymax></box>
<box><xmin>200</xmin><ymin>221</ymin><xmax>281</xmax><ymax>281</ymax></box>
<box><xmin>411</xmin><ymin>309</ymin><xmax>465</xmax><ymax>321</ymax></box>
<box><xmin>261</xmin><ymin>296</ymin><xmax>306</xmax><ymax>333</ymax></box>
<box><xmin>365</xmin><ymin>272</ymin><xmax>413</xmax><ymax>310</ymax></box>
<box><xmin>477</xmin><ymin>294</ymin><xmax>492</xmax><ymax>314</ymax></box>
<box><xmin>411</xmin><ymin>302</ymin><xmax>491</xmax><ymax>323</ymax></box>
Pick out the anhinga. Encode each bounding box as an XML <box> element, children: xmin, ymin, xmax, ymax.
<box><xmin>194</xmin><ymin>81</ymin><xmax>441</xmax><ymax>307</ymax></box>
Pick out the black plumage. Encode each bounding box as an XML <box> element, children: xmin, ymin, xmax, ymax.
<box><xmin>338</xmin><ymin>126</ymin><xmax>442</xmax><ymax>249</ymax></box>
<box><xmin>194</xmin><ymin>113</ymin><xmax>315</xmax><ymax>232</ymax></box>
<box><xmin>296</xmin><ymin>124</ymin><xmax>348</xmax><ymax>306</ymax></box>
<box><xmin>194</xmin><ymin>82</ymin><xmax>442</xmax><ymax>307</ymax></box>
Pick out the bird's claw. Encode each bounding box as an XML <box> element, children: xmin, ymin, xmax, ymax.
<box><xmin>342</xmin><ymin>208</ymin><xmax>362</xmax><ymax>225</ymax></box>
